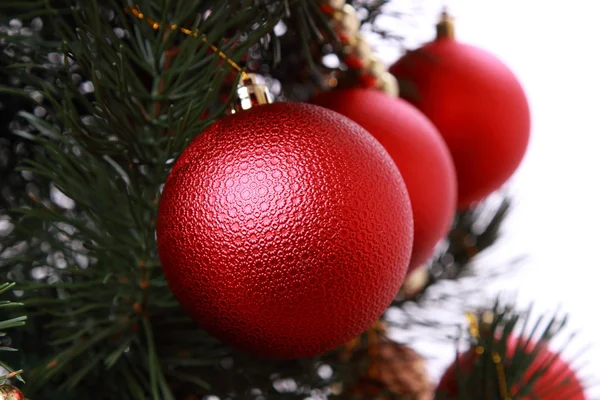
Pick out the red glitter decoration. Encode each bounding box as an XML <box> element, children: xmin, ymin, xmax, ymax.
<box><xmin>345</xmin><ymin>55</ymin><xmax>364</xmax><ymax>69</ymax></box>
<box><xmin>313</xmin><ymin>89</ymin><xmax>456</xmax><ymax>270</ymax></box>
<box><xmin>338</xmin><ymin>32</ymin><xmax>351</xmax><ymax>45</ymax></box>
<box><xmin>359</xmin><ymin>74</ymin><xmax>378</xmax><ymax>88</ymax></box>
<box><xmin>156</xmin><ymin>102</ymin><xmax>413</xmax><ymax>359</ymax></box>
<box><xmin>390</xmin><ymin>37</ymin><xmax>530</xmax><ymax>209</ymax></box>
<box><xmin>320</xmin><ymin>4</ymin><xmax>335</xmax><ymax>15</ymax></box>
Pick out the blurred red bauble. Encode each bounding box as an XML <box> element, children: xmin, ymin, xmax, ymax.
<box><xmin>312</xmin><ymin>88</ymin><xmax>457</xmax><ymax>271</ymax></box>
<box><xmin>437</xmin><ymin>336</ymin><xmax>585</xmax><ymax>399</ymax></box>
<box><xmin>0</xmin><ymin>384</ymin><xmax>25</xmax><ymax>400</ymax></box>
<box><xmin>156</xmin><ymin>102</ymin><xmax>414</xmax><ymax>359</ymax></box>
<box><xmin>389</xmin><ymin>17</ymin><xmax>530</xmax><ymax>209</ymax></box>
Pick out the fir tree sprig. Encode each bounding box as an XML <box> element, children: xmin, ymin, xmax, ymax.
<box><xmin>0</xmin><ymin>282</ymin><xmax>26</xmax><ymax>385</ymax></box>
<box><xmin>1</xmin><ymin>1</ymin><xmax>348</xmax><ymax>398</ymax></box>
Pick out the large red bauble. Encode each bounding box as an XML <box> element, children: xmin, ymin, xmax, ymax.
<box><xmin>156</xmin><ymin>102</ymin><xmax>413</xmax><ymax>359</ymax></box>
<box><xmin>312</xmin><ymin>88</ymin><xmax>457</xmax><ymax>270</ymax></box>
<box><xmin>389</xmin><ymin>36</ymin><xmax>530</xmax><ymax>209</ymax></box>
<box><xmin>437</xmin><ymin>336</ymin><xmax>585</xmax><ymax>399</ymax></box>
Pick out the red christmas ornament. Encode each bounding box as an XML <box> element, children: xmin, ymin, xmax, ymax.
<box><xmin>389</xmin><ymin>13</ymin><xmax>530</xmax><ymax>209</ymax></box>
<box><xmin>312</xmin><ymin>89</ymin><xmax>457</xmax><ymax>270</ymax></box>
<box><xmin>157</xmin><ymin>102</ymin><xmax>414</xmax><ymax>359</ymax></box>
<box><xmin>0</xmin><ymin>384</ymin><xmax>25</xmax><ymax>400</ymax></box>
<box><xmin>437</xmin><ymin>336</ymin><xmax>585</xmax><ymax>399</ymax></box>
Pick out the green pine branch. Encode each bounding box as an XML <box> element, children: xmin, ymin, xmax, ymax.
<box><xmin>1</xmin><ymin>1</ymin><xmax>347</xmax><ymax>398</ymax></box>
<box><xmin>0</xmin><ymin>282</ymin><xmax>27</xmax><ymax>385</ymax></box>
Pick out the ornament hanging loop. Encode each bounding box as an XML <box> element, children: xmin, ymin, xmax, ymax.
<box><xmin>231</xmin><ymin>73</ymin><xmax>274</xmax><ymax>113</ymax></box>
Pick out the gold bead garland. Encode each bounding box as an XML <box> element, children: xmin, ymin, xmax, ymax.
<box><xmin>319</xmin><ymin>0</ymin><xmax>399</xmax><ymax>97</ymax></box>
<box><xmin>128</xmin><ymin>3</ymin><xmax>399</xmax><ymax>97</ymax></box>
<box><xmin>338</xmin><ymin>4</ymin><xmax>360</xmax><ymax>35</ymax></box>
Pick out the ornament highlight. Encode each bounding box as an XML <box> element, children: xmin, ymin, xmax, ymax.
<box><xmin>390</xmin><ymin>11</ymin><xmax>530</xmax><ymax>209</ymax></box>
<box><xmin>313</xmin><ymin>88</ymin><xmax>457</xmax><ymax>270</ymax></box>
<box><xmin>157</xmin><ymin>102</ymin><xmax>413</xmax><ymax>359</ymax></box>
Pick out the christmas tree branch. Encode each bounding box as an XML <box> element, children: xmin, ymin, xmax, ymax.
<box><xmin>0</xmin><ymin>282</ymin><xmax>26</xmax><ymax>385</ymax></box>
<box><xmin>1</xmin><ymin>1</ymin><xmax>347</xmax><ymax>398</ymax></box>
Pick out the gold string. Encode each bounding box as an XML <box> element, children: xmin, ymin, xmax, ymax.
<box><xmin>466</xmin><ymin>312</ymin><xmax>511</xmax><ymax>400</ymax></box>
<box><xmin>492</xmin><ymin>352</ymin><xmax>511</xmax><ymax>400</ymax></box>
<box><xmin>126</xmin><ymin>6</ymin><xmax>248</xmax><ymax>80</ymax></box>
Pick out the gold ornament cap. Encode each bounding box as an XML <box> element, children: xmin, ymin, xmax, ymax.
<box><xmin>231</xmin><ymin>73</ymin><xmax>274</xmax><ymax>113</ymax></box>
<box><xmin>436</xmin><ymin>8</ymin><xmax>455</xmax><ymax>39</ymax></box>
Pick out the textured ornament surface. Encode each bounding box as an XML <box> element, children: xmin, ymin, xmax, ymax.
<box><xmin>156</xmin><ymin>102</ymin><xmax>413</xmax><ymax>359</ymax></box>
<box><xmin>437</xmin><ymin>336</ymin><xmax>586</xmax><ymax>399</ymax></box>
<box><xmin>390</xmin><ymin>38</ymin><xmax>530</xmax><ymax>209</ymax></box>
<box><xmin>313</xmin><ymin>88</ymin><xmax>457</xmax><ymax>270</ymax></box>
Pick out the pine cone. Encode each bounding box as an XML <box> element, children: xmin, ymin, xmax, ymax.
<box><xmin>347</xmin><ymin>341</ymin><xmax>434</xmax><ymax>400</ymax></box>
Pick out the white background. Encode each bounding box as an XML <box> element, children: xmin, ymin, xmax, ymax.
<box><xmin>376</xmin><ymin>0</ymin><xmax>600</xmax><ymax>396</ymax></box>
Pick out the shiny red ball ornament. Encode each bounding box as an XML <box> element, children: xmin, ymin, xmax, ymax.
<box><xmin>389</xmin><ymin>16</ymin><xmax>530</xmax><ymax>209</ymax></box>
<box><xmin>312</xmin><ymin>88</ymin><xmax>457</xmax><ymax>271</ymax></box>
<box><xmin>437</xmin><ymin>336</ymin><xmax>585</xmax><ymax>399</ymax></box>
<box><xmin>157</xmin><ymin>102</ymin><xmax>414</xmax><ymax>359</ymax></box>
